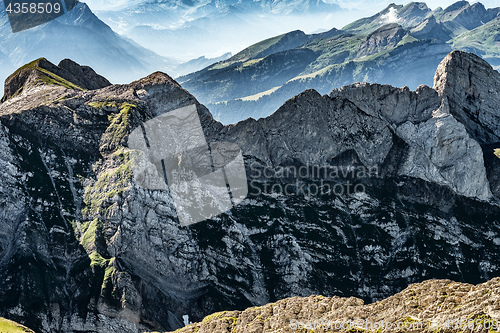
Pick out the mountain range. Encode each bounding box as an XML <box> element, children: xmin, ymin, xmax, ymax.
<box><xmin>92</xmin><ymin>0</ymin><xmax>346</xmax><ymax>61</ymax></box>
<box><xmin>1</xmin><ymin>49</ymin><xmax>500</xmax><ymax>332</ymax></box>
<box><xmin>179</xmin><ymin>0</ymin><xmax>500</xmax><ymax>124</ymax></box>
<box><xmin>0</xmin><ymin>1</ymin><xmax>177</xmax><ymax>86</ymax></box>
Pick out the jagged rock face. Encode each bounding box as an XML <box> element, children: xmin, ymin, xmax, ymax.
<box><xmin>356</xmin><ymin>24</ymin><xmax>407</xmax><ymax>57</ymax></box>
<box><xmin>434</xmin><ymin>50</ymin><xmax>500</xmax><ymax>144</ymax></box>
<box><xmin>170</xmin><ymin>278</ymin><xmax>500</xmax><ymax>333</ymax></box>
<box><xmin>222</xmin><ymin>82</ymin><xmax>490</xmax><ymax>200</ymax></box>
<box><xmin>1</xmin><ymin>51</ymin><xmax>500</xmax><ymax>333</ymax></box>
<box><xmin>330</xmin><ymin>82</ymin><xmax>491</xmax><ymax>200</ymax></box>
<box><xmin>58</xmin><ymin>59</ymin><xmax>112</xmax><ymax>91</ymax></box>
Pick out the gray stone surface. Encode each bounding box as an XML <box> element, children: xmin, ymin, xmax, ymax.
<box><xmin>1</xmin><ymin>51</ymin><xmax>500</xmax><ymax>333</ymax></box>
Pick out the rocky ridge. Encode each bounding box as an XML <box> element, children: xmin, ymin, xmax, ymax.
<box><xmin>1</xmin><ymin>58</ymin><xmax>111</xmax><ymax>102</ymax></box>
<box><xmin>1</xmin><ymin>52</ymin><xmax>500</xmax><ymax>333</ymax></box>
<box><xmin>169</xmin><ymin>277</ymin><xmax>500</xmax><ymax>333</ymax></box>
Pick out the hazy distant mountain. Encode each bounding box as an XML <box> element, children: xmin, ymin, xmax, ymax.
<box><xmin>0</xmin><ymin>2</ymin><xmax>176</xmax><ymax>85</ymax></box>
<box><xmin>179</xmin><ymin>1</ymin><xmax>500</xmax><ymax>124</ymax></box>
<box><xmin>93</xmin><ymin>0</ymin><xmax>345</xmax><ymax>60</ymax></box>
<box><xmin>175</xmin><ymin>52</ymin><xmax>233</xmax><ymax>76</ymax></box>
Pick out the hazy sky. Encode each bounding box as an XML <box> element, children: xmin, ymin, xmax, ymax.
<box><xmin>85</xmin><ymin>0</ymin><xmax>500</xmax><ymax>12</ymax></box>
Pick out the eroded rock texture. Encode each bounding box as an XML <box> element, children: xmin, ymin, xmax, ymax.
<box><xmin>1</xmin><ymin>52</ymin><xmax>500</xmax><ymax>332</ymax></box>
<box><xmin>170</xmin><ymin>278</ymin><xmax>500</xmax><ymax>333</ymax></box>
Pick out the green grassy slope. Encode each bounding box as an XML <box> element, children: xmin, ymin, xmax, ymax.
<box><xmin>0</xmin><ymin>318</ymin><xmax>34</xmax><ymax>333</ymax></box>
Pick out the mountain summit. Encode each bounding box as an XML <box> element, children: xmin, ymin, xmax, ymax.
<box><xmin>1</xmin><ymin>58</ymin><xmax>111</xmax><ymax>102</ymax></box>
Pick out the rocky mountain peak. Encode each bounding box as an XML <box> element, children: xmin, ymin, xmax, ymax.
<box><xmin>127</xmin><ymin>71</ymin><xmax>200</xmax><ymax>118</ymax></box>
<box><xmin>1</xmin><ymin>58</ymin><xmax>111</xmax><ymax>102</ymax></box>
<box><xmin>398</xmin><ymin>1</ymin><xmax>431</xmax><ymax>20</ymax></box>
<box><xmin>58</xmin><ymin>59</ymin><xmax>111</xmax><ymax>90</ymax></box>
<box><xmin>221</xmin><ymin>50</ymin><xmax>493</xmax><ymax>201</ymax></box>
<box><xmin>132</xmin><ymin>71</ymin><xmax>182</xmax><ymax>88</ymax></box>
<box><xmin>443</xmin><ymin>0</ymin><xmax>470</xmax><ymax>13</ymax></box>
<box><xmin>434</xmin><ymin>50</ymin><xmax>500</xmax><ymax>144</ymax></box>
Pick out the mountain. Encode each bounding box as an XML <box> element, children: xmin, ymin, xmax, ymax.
<box><xmin>171</xmin><ymin>278</ymin><xmax>500</xmax><ymax>333</ymax></box>
<box><xmin>342</xmin><ymin>2</ymin><xmax>432</xmax><ymax>34</ymax></box>
<box><xmin>451</xmin><ymin>15</ymin><xmax>500</xmax><ymax>66</ymax></box>
<box><xmin>0</xmin><ymin>1</ymin><xmax>176</xmax><ymax>85</ymax></box>
<box><xmin>2</xmin><ymin>50</ymin><xmax>500</xmax><ymax>332</ymax></box>
<box><xmin>174</xmin><ymin>52</ymin><xmax>233</xmax><ymax>77</ymax></box>
<box><xmin>93</xmin><ymin>0</ymin><xmax>345</xmax><ymax>60</ymax></box>
<box><xmin>179</xmin><ymin>0</ymin><xmax>500</xmax><ymax>124</ymax></box>
<box><xmin>1</xmin><ymin>58</ymin><xmax>111</xmax><ymax>102</ymax></box>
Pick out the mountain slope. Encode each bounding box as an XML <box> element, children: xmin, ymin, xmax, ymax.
<box><xmin>94</xmin><ymin>0</ymin><xmax>345</xmax><ymax>60</ymax></box>
<box><xmin>2</xmin><ymin>51</ymin><xmax>500</xmax><ymax>332</ymax></box>
<box><xmin>451</xmin><ymin>16</ymin><xmax>500</xmax><ymax>65</ymax></box>
<box><xmin>179</xmin><ymin>0</ymin><xmax>500</xmax><ymax>124</ymax></box>
<box><xmin>0</xmin><ymin>2</ymin><xmax>176</xmax><ymax>85</ymax></box>
<box><xmin>1</xmin><ymin>58</ymin><xmax>111</xmax><ymax>101</ymax></box>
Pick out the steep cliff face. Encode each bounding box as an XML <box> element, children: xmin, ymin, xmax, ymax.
<box><xmin>1</xmin><ymin>52</ymin><xmax>500</xmax><ymax>333</ymax></box>
<box><xmin>434</xmin><ymin>50</ymin><xmax>500</xmax><ymax>144</ymax></box>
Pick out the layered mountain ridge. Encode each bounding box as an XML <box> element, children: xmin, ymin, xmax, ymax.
<box><xmin>94</xmin><ymin>0</ymin><xmax>343</xmax><ymax>60</ymax></box>
<box><xmin>0</xmin><ymin>2</ymin><xmax>176</xmax><ymax>86</ymax></box>
<box><xmin>1</xmin><ymin>51</ymin><xmax>500</xmax><ymax>333</ymax></box>
<box><xmin>179</xmin><ymin>0</ymin><xmax>500</xmax><ymax>124</ymax></box>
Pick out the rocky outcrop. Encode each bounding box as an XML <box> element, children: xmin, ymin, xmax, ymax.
<box><xmin>1</xmin><ymin>57</ymin><xmax>111</xmax><ymax>102</ymax></box>
<box><xmin>356</xmin><ymin>24</ymin><xmax>407</xmax><ymax>57</ymax></box>
<box><xmin>1</xmin><ymin>51</ymin><xmax>500</xmax><ymax>333</ymax></box>
<box><xmin>170</xmin><ymin>277</ymin><xmax>500</xmax><ymax>333</ymax></box>
<box><xmin>434</xmin><ymin>50</ymin><xmax>500</xmax><ymax>144</ymax></box>
<box><xmin>58</xmin><ymin>59</ymin><xmax>112</xmax><ymax>90</ymax></box>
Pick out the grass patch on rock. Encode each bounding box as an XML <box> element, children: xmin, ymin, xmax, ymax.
<box><xmin>0</xmin><ymin>318</ymin><xmax>35</xmax><ymax>333</ymax></box>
